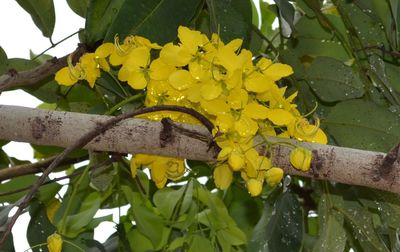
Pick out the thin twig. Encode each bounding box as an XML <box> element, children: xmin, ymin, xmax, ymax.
<box><xmin>0</xmin><ymin>45</ymin><xmax>86</xmax><ymax>92</ymax></box>
<box><xmin>0</xmin><ymin>105</ymin><xmax>215</xmax><ymax>248</ymax></box>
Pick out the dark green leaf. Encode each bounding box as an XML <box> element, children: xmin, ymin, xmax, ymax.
<box><xmin>274</xmin><ymin>0</ymin><xmax>295</xmax><ymax>32</ymax></box>
<box><xmin>15</xmin><ymin>0</ymin><xmax>55</xmax><ymax>38</ymax></box>
<box><xmin>27</xmin><ymin>200</ymin><xmax>56</xmax><ymax>252</ymax></box>
<box><xmin>260</xmin><ymin>1</ymin><xmax>276</xmax><ymax>36</ymax></box>
<box><xmin>325</xmin><ymin>99</ymin><xmax>400</xmax><ymax>152</ymax></box>
<box><xmin>306</xmin><ymin>57</ymin><xmax>364</xmax><ymax>102</ymax></box>
<box><xmin>249</xmin><ymin>191</ymin><xmax>303</xmax><ymax>252</ymax></box>
<box><xmin>207</xmin><ymin>0</ymin><xmax>252</xmax><ymax>47</ymax></box>
<box><xmin>0</xmin><ymin>47</ymin><xmax>7</xmax><ymax>75</ymax></box>
<box><xmin>85</xmin><ymin>0</ymin><xmax>125</xmax><ymax>45</ymax></box>
<box><xmin>0</xmin><ymin>204</ymin><xmax>16</xmax><ymax>252</ymax></box>
<box><xmin>105</xmin><ymin>0</ymin><xmax>203</xmax><ymax>45</ymax></box>
<box><xmin>341</xmin><ymin>201</ymin><xmax>389</xmax><ymax>252</ymax></box>
<box><xmin>313</xmin><ymin>194</ymin><xmax>346</xmax><ymax>252</ymax></box>
<box><xmin>67</xmin><ymin>0</ymin><xmax>89</xmax><ymax>18</ymax></box>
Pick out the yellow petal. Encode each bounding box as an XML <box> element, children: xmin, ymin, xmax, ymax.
<box><xmin>55</xmin><ymin>67</ymin><xmax>77</xmax><ymax>86</ymax></box>
<box><xmin>215</xmin><ymin>114</ymin><xmax>235</xmax><ymax>133</ymax></box>
<box><xmin>95</xmin><ymin>42</ymin><xmax>115</xmax><ymax>58</ymax></box>
<box><xmin>47</xmin><ymin>233</ymin><xmax>63</xmax><ymax>252</ymax></box>
<box><xmin>234</xmin><ymin>116</ymin><xmax>258</xmax><ymax>137</ymax></box>
<box><xmin>244</xmin><ymin>72</ymin><xmax>274</xmax><ymax>93</ymax></box>
<box><xmin>227</xmin><ymin>88</ymin><xmax>248</xmax><ymax>110</ymax></box>
<box><xmin>124</xmin><ymin>47</ymin><xmax>150</xmax><ymax>68</ymax></box>
<box><xmin>267</xmin><ymin>109</ymin><xmax>295</xmax><ymax>126</ymax></box>
<box><xmin>201</xmin><ymin>81</ymin><xmax>222</xmax><ymax>100</ymax></box>
<box><xmin>246</xmin><ymin>178</ymin><xmax>263</xmax><ymax>197</ymax></box>
<box><xmin>265</xmin><ymin>167</ymin><xmax>284</xmax><ymax>186</ymax></box>
<box><xmin>242</xmin><ymin>103</ymin><xmax>269</xmax><ymax>119</ymax></box>
<box><xmin>200</xmin><ymin>99</ymin><xmax>230</xmax><ymax>116</ymax></box>
<box><xmin>214</xmin><ymin>164</ymin><xmax>233</xmax><ymax>190</ymax></box>
<box><xmin>178</xmin><ymin>26</ymin><xmax>204</xmax><ymax>54</ymax></box>
<box><xmin>160</xmin><ymin>43</ymin><xmax>191</xmax><ymax>66</ymax></box>
<box><xmin>290</xmin><ymin>147</ymin><xmax>312</xmax><ymax>171</ymax></box>
<box><xmin>127</xmin><ymin>71</ymin><xmax>147</xmax><ymax>89</ymax></box>
<box><xmin>149</xmin><ymin>58</ymin><xmax>175</xmax><ymax>80</ymax></box>
<box><xmin>169</xmin><ymin>69</ymin><xmax>193</xmax><ymax>90</ymax></box>
<box><xmin>262</xmin><ymin>63</ymin><xmax>293</xmax><ymax>81</ymax></box>
<box><xmin>228</xmin><ymin>151</ymin><xmax>245</xmax><ymax>171</ymax></box>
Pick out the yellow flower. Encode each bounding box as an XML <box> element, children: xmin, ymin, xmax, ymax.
<box><xmin>216</xmin><ymin>135</ymin><xmax>253</xmax><ymax>171</ymax></box>
<box><xmin>290</xmin><ymin>147</ymin><xmax>312</xmax><ymax>171</ymax></box>
<box><xmin>288</xmin><ymin>117</ymin><xmax>328</xmax><ymax>144</ymax></box>
<box><xmin>55</xmin><ymin>47</ymin><xmax>111</xmax><ymax>88</ymax></box>
<box><xmin>246</xmin><ymin>178</ymin><xmax>263</xmax><ymax>197</ymax></box>
<box><xmin>131</xmin><ymin>154</ymin><xmax>185</xmax><ymax>188</ymax></box>
<box><xmin>265</xmin><ymin>167</ymin><xmax>284</xmax><ymax>186</ymax></box>
<box><xmin>214</xmin><ymin>164</ymin><xmax>233</xmax><ymax>189</ymax></box>
<box><xmin>47</xmin><ymin>233</ymin><xmax>63</xmax><ymax>252</ymax></box>
<box><xmin>118</xmin><ymin>47</ymin><xmax>151</xmax><ymax>89</ymax></box>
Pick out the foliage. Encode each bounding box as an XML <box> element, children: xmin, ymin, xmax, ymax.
<box><xmin>0</xmin><ymin>0</ymin><xmax>400</xmax><ymax>251</ymax></box>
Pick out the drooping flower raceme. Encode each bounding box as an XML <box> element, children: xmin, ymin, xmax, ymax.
<box><xmin>55</xmin><ymin>26</ymin><xmax>327</xmax><ymax>196</ymax></box>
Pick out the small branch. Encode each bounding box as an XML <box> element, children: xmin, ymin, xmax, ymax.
<box><xmin>0</xmin><ymin>105</ymin><xmax>215</xmax><ymax>247</ymax></box>
<box><xmin>0</xmin><ymin>46</ymin><xmax>86</xmax><ymax>92</ymax></box>
<box><xmin>0</xmin><ymin>155</ymin><xmax>88</xmax><ymax>181</ymax></box>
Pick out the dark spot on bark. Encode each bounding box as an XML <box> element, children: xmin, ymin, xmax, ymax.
<box><xmin>32</xmin><ymin>117</ymin><xmax>46</xmax><ymax>140</ymax></box>
<box><xmin>160</xmin><ymin>118</ymin><xmax>174</xmax><ymax>148</ymax></box>
<box><xmin>379</xmin><ymin>144</ymin><xmax>400</xmax><ymax>175</ymax></box>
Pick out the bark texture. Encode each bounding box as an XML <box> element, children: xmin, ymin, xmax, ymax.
<box><xmin>0</xmin><ymin>105</ymin><xmax>399</xmax><ymax>193</ymax></box>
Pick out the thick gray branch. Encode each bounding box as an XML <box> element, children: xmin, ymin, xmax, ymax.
<box><xmin>0</xmin><ymin>105</ymin><xmax>399</xmax><ymax>193</ymax></box>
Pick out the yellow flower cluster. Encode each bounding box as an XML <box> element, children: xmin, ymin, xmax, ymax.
<box><xmin>55</xmin><ymin>26</ymin><xmax>327</xmax><ymax>196</ymax></box>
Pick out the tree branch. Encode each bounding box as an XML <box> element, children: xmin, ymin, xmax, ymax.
<box><xmin>0</xmin><ymin>46</ymin><xmax>86</xmax><ymax>92</ymax></box>
<box><xmin>0</xmin><ymin>155</ymin><xmax>88</xmax><ymax>181</ymax></box>
<box><xmin>0</xmin><ymin>104</ymin><xmax>217</xmax><ymax>247</ymax></box>
<box><xmin>0</xmin><ymin>105</ymin><xmax>398</xmax><ymax>194</ymax></box>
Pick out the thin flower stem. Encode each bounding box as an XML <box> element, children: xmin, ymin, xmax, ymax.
<box><xmin>105</xmin><ymin>92</ymin><xmax>145</xmax><ymax>115</ymax></box>
<box><xmin>23</xmin><ymin>242</ymin><xmax>47</xmax><ymax>252</ymax></box>
<box><xmin>106</xmin><ymin>71</ymin><xmax>130</xmax><ymax>97</ymax></box>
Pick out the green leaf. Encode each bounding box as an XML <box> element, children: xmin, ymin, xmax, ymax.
<box><xmin>0</xmin><ymin>175</ymin><xmax>58</xmax><ymax>203</ymax></box>
<box><xmin>105</xmin><ymin>0</ymin><xmax>203</xmax><ymax>45</ymax></box>
<box><xmin>325</xmin><ymin>99</ymin><xmax>400</xmax><ymax>152</ymax></box>
<box><xmin>274</xmin><ymin>0</ymin><xmax>295</xmax><ymax>32</ymax></box>
<box><xmin>84</xmin><ymin>0</ymin><xmax>125</xmax><ymax>45</ymax></box>
<box><xmin>61</xmin><ymin>192</ymin><xmax>101</xmax><ymax>238</ymax></box>
<box><xmin>153</xmin><ymin>187</ymin><xmax>185</xmax><ymax>219</ymax></box>
<box><xmin>189</xmin><ymin>235</ymin><xmax>214</xmax><ymax>252</ymax></box>
<box><xmin>131</xmin><ymin>204</ymin><xmax>166</xmax><ymax>248</ymax></box>
<box><xmin>127</xmin><ymin>229</ymin><xmax>154</xmax><ymax>252</ymax></box>
<box><xmin>15</xmin><ymin>0</ymin><xmax>55</xmax><ymax>38</ymax></box>
<box><xmin>341</xmin><ymin>201</ymin><xmax>390</xmax><ymax>252</ymax></box>
<box><xmin>249</xmin><ymin>191</ymin><xmax>303</xmax><ymax>252</ymax></box>
<box><xmin>0</xmin><ymin>47</ymin><xmax>7</xmax><ymax>75</ymax></box>
<box><xmin>27</xmin><ymin>200</ymin><xmax>56</xmax><ymax>251</ymax></box>
<box><xmin>0</xmin><ymin>205</ymin><xmax>16</xmax><ymax>251</ymax></box>
<box><xmin>306</xmin><ymin>57</ymin><xmax>364</xmax><ymax>102</ymax></box>
<box><xmin>67</xmin><ymin>0</ymin><xmax>89</xmax><ymax>18</ymax></box>
<box><xmin>207</xmin><ymin>0</ymin><xmax>252</xmax><ymax>47</ymax></box>
<box><xmin>313</xmin><ymin>194</ymin><xmax>346</xmax><ymax>252</ymax></box>
<box><xmin>217</xmin><ymin>226</ymin><xmax>247</xmax><ymax>246</ymax></box>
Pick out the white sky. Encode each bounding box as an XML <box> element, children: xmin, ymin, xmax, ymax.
<box><xmin>0</xmin><ymin>1</ymin><xmax>118</xmax><ymax>251</ymax></box>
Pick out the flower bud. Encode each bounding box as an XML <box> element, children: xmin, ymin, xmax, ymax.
<box><xmin>47</xmin><ymin>233</ymin><xmax>63</xmax><ymax>252</ymax></box>
<box><xmin>265</xmin><ymin>167</ymin><xmax>284</xmax><ymax>186</ymax></box>
<box><xmin>214</xmin><ymin>164</ymin><xmax>233</xmax><ymax>190</ymax></box>
<box><xmin>246</xmin><ymin>178</ymin><xmax>263</xmax><ymax>197</ymax></box>
<box><xmin>290</xmin><ymin>147</ymin><xmax>312</xmax><ymax>171</ymax></box>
